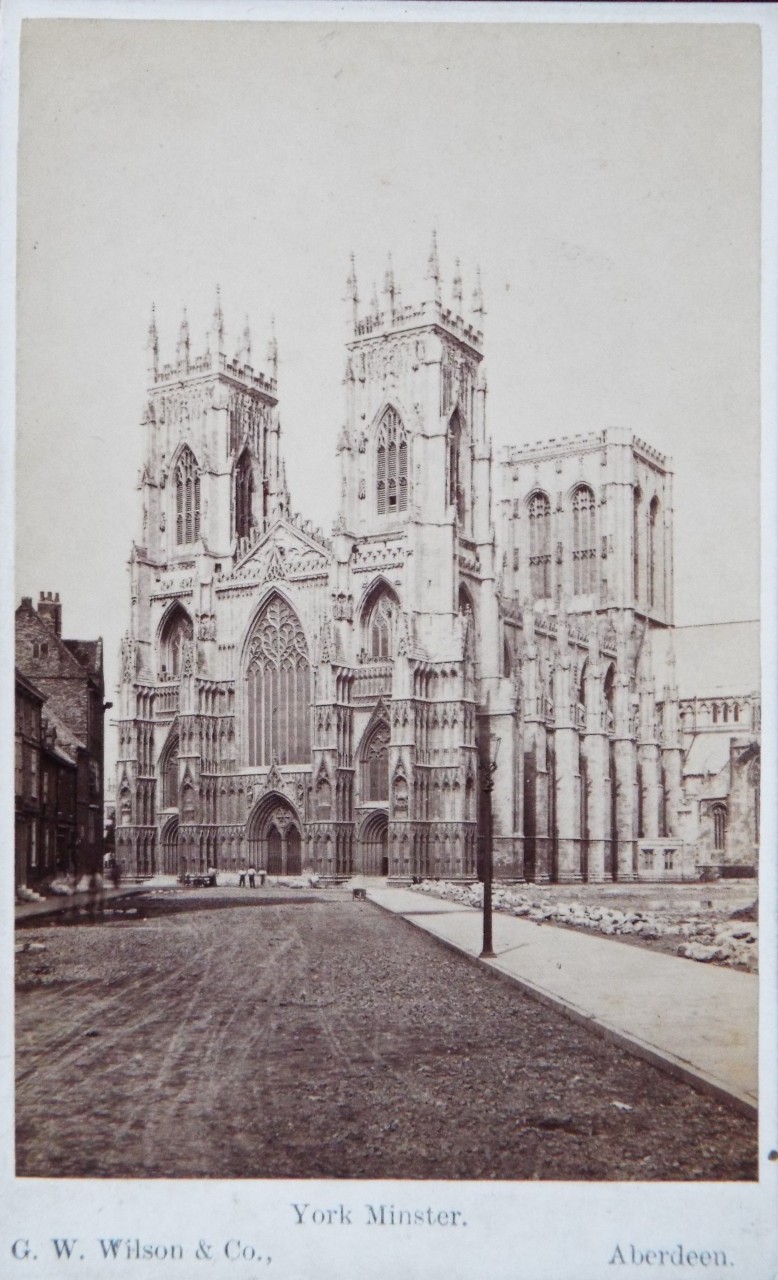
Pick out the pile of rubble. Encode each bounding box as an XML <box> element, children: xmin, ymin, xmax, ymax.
<box><xmin>409</xmin><ymin>880</ymin><xmax>758</xmax><ymax>972</ymax></box>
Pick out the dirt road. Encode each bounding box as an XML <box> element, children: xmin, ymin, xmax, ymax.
<box><xmin>16</xmin><ymin>889</ymin><xmax>756</xmax><ymax>1180</ymax></box>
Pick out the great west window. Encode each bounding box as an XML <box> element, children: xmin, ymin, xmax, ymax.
<box><xmin>246</xmin><ymin>595</ymin><xmax>311</xmax><ymax>766</ymax></box>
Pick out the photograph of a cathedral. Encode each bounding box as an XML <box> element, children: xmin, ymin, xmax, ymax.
<box><xmin>114</xmin><ymin>241</ymin><xmax>760</xmax><ymax>888</ymax></box>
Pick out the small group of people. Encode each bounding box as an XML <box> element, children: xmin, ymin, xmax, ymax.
<box><xmin>237</xmin><ymin>866</ymin><xmax>266</xmax><ymax>888</ymax></box>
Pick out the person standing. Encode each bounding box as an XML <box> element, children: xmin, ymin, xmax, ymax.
<box><xmin>248</xmin><ymin>866</ymin><xmax>256</xmax><ymax>888</ymax></box>
<box><xmin>238</xmin><ymin>866</ymin><xmax>247</xmax><ymax>888</ymax></box>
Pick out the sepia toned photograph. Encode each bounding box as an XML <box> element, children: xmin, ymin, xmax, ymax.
<box><xmin>4</xmin><ymin>5</ymin><xmax>776</xmax><ymax>1277</ymax></box>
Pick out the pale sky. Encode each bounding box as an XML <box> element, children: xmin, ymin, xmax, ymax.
<box><xmin>15</xmin><ymin>19</ymin><xmax>762</xmax><ymax>765</ymax></box>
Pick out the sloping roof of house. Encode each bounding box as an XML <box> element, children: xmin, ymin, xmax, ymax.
<box><xmin>41</xmin><ymin>705</ymin><xmax>85</xmax><ymax>765</ymax></box>
<box><xmin>63</xmin><ymin>638</ymin><xmax>103</xmax><ymax>676</ymax></box>
<box><xmin>15</xmin><ymin>667</ymin><xmax>45</xmax><ymax>703</ymax></box>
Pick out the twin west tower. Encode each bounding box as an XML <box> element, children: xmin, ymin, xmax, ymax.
<box><xmin>115</xmin><ymin>238</ymin><xmax>746</xmax><ymax>885</ymax></box>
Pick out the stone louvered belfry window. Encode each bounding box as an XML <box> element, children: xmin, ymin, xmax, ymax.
<box><xmin>362</xmin><ymin>722</ymin><xmax>390</xmax><ymax>801</ymax></box>
<box><xmin>376</xmin><ymin>407</ymin><xmax>408</xmax><ymax>515</ymax></box>
<box><xmin>571</xmin><ymin>484</ymin><xmax>596</xmax><ymax>594</ymax></box>
<box><xmin>528</xmin><ymin>490</ymin><xmax>552</xmax><ymax>598</ymax></box>
<box><xmin>175</xmin><ymin>446</ymin><xmax>201</xmax><ymax>545</ymax></box>
<box><xmin>245</xmin><ymin>595</ymin><xmax>311</xmax><ymax>766</ymax></box>
<box><xmin>235</xmin><ymin>450</ymin><xmax>253</xmax><ymax>539</ymax></box>
<box><xmin>448</xmin><ymin>410</ymin><xmax>464</xmax><ymax>523</ymax></box>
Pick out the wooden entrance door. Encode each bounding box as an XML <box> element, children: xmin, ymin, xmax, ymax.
<box><xmin>361</xmin><ymin>811</ymin><xmax>389</xmax><ymax>875</ymax></box>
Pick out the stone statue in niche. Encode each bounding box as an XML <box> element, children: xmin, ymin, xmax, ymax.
<box><xmin>180</xmin><ymin>640</ymin><xmax>195</xmax><ymax>677</ymax></box>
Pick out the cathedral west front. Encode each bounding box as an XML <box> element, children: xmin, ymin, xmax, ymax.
<box><xmin>114</xmin><ymin>238</ymin><xmax>760</xmax><ymax>884</ymax></box>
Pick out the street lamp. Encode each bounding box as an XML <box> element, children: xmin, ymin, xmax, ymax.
<box><xmin>479</xmin><ymin>733</ymin><xmax>501</xmax><ymax>959</ymax></box>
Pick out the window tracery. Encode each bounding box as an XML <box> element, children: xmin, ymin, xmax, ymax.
<box><xmin>448</xmin><ymin>410</ymin><xmax>464</xmax><ymax>522</ymax></box>
<box><xmin>365</xmin><ymin>590</ymin><xmax>398</xmax><ymax>661</ymax></box>
<box><xmin>362</xmin><ymin>722</ymin><xmax>390</xmax><ymax>802</ymax></box>
<box><xmin>571</xmin><ymin>485</ymin><xmax>596</xmax><ymax>594</ymax></box>
<box><xmin>160</xmin><ymin>607</ymin><xmax>193</xmax><ymax>678</ymax></box>
<box><xmin>161</xmin><ymin>737</ymin><xmax>179</xmax><ymax>809</ymax></box>
<box><xmin>528</xmin><ymin>491</ymin><xmax>551</xmax><ymax>598</ymax></box>
<box><xmin>235</xmin><ymin>450</ymin><xmax>253</xmax><ymax>539</ymax></box>
<box><xmin>376</xmin><ymin>407</ymin><xmax>408</xmax><ymax>515</ymax></box>
<box><xmin>175</xmin><ymin>447</ymin><xmax>200</xmax><ymax>546</ymax></box>
<box><xmin>245</xmin><ymin>595</ymin><xmax>311</xmax><ymax>765</ymax></box>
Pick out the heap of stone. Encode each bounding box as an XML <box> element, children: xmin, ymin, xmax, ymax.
<box><xmin>409</xmin><ymin>881</ymin><xmax>758</xmax><ymax>973</ymax></box>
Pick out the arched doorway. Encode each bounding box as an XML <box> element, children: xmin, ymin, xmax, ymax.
<box><xmin>247</xmin><ymin>793</ymin><xmax>303</xmax><ymax>877</ymax></box>
<box><xmin>161</xmin><ymin>817</ymin><xmax>180</xmax><ymax>876</ymax></box>
<box><xmin>359</xmin><ymin>810</ymin><xmax>389</xmax><ymax>876</ymax></box>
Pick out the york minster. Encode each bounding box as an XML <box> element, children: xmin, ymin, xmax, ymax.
<box><xmin>114</xmin><ymin>240</ymin><xmax>759</xmax><ymax>884</ymax></box>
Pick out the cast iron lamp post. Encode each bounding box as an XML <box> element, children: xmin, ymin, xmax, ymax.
<box><xmin>479</xmin><ymin>734</ymin><xmax>501</xmax><ymax>959</ymax></box>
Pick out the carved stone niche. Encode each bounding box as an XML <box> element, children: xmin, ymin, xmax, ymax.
<box><xmin>332</xmin><ymin>592</ymin><xmax>354</xmax><ymax>621</ymax></box>
<box><xmin>392</xmin><ymin>771</ymin><xmax>409</xmax><ymax>814</ymax></box>
<box><xmin>198</xmin><ymin>613</ymin><xmax>216</xmax><ymax>641</ymax></box>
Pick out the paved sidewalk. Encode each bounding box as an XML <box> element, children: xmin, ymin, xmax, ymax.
<box><xmin>15</xmin><ymin>883</ymin><xmax>157</xmax><ymax>923</ymax></box>
<box><xmin>368</xmin><ymin>887</ymin><xmax>758</xmax><ymax>1118</ymax></box>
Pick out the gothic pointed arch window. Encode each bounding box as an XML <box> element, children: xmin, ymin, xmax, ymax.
<box><xmin>633</xmin><ymin>486</ymin><xmax>642</xmax><ymax>601</ymax></box>
<box><xmin>503</xmin><ymin>636</ymin><xmax>513</xmax><ymax>678</ymax></box>
<box><xmin>159</xmin><ymin>605</ymin><xmax>193</xmax><ymax>678</ymax></box>
<box><xmin>712</xmin><ymin>803</ymin><xmax>727</xmax><ymax>853</ymax></box>
<box><xmin>235</xmin><ymin>450</ymin><xmax>254</xmax><ymax>540</ymax></box>
<box><xmin>648</xmin><ymin>496</ymin><xmax>661</xmax><ymax>610</ymax></box>
<box><xmin>175</xmin><ymin>446</ymin><xmax>201</xmax><ymax>546</ymax></box>
<box><xmin>245</xmin><ymin>595</ymin><xmax>311</xmax><ymax>765</ymax></box>
<box><xmin>448</xmin><ymin>410</ymin><xmax>464</xmax><ymax>523</ymax></box>
<box><xmin>528</xmin><ymin>490</ymin><xmax>551</xmax><ymax>598</ymax></box>
<box><xmin>571</xmin><ymin>484</ymin><xmax>596</xmax><ymax>595</ymax></box>
<box><xmin>376</xmin><ymin>406</ymin><xmax>408</xmax><ymax>515</ymax></box>
<box><xmin>161</xmin><ymin>735</ymin><xmax>179</xmax><ymax>809</ymax></box>
<box><xmin>458</xmin><ymin>583</ymin><xmax>474</xmax><ymax>616</ymax></box>
<box><xmin>364</xmin><ymin>585</ymin><xmax>399</xmax><ymax>661</ymax></box>
<box><xmin>361</xmin><ymin>721</ymin><xmax>390</xmax><ymax>802</ymax></box>
<box><xmin>604</xmin><ymin>663</ymin><xmax>616</xmax><ymax>733</ymax></box>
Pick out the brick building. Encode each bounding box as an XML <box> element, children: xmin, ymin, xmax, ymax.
<box><xmin>15</xmin><ymin>593</ymin><xmax>107</xmax><ymax>889</ymax></box>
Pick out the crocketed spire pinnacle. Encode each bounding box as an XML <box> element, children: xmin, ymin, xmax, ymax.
<box><xmin>266</xmin><ymin>316</ymin><xmax>278</xmax><ymax>377</ymax></box>
<box><xmin>472</xmin><ymin>265</ymin><xmax>485</xmax><ymax>318</ymax></box>
<box><xmin>425</xmin><ymin>229</ymin><xmax>441</xmax><ymax>303</ymax></box>
<box><xmin>452</xmin><ymin>258</ymin><xmax>463</xmax><ymax>311</ymax></box>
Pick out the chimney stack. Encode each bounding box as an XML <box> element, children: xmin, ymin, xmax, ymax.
<box><xmin>37</xmin><ymin>591</ymin><xmax>62</xmax><ymax>636</ymax></box>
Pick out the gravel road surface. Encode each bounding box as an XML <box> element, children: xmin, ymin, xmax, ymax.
<box><xmin>16</xmin><ymin>889</ymin><xmax>756</xmax><ymax>1181</ymax></box>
